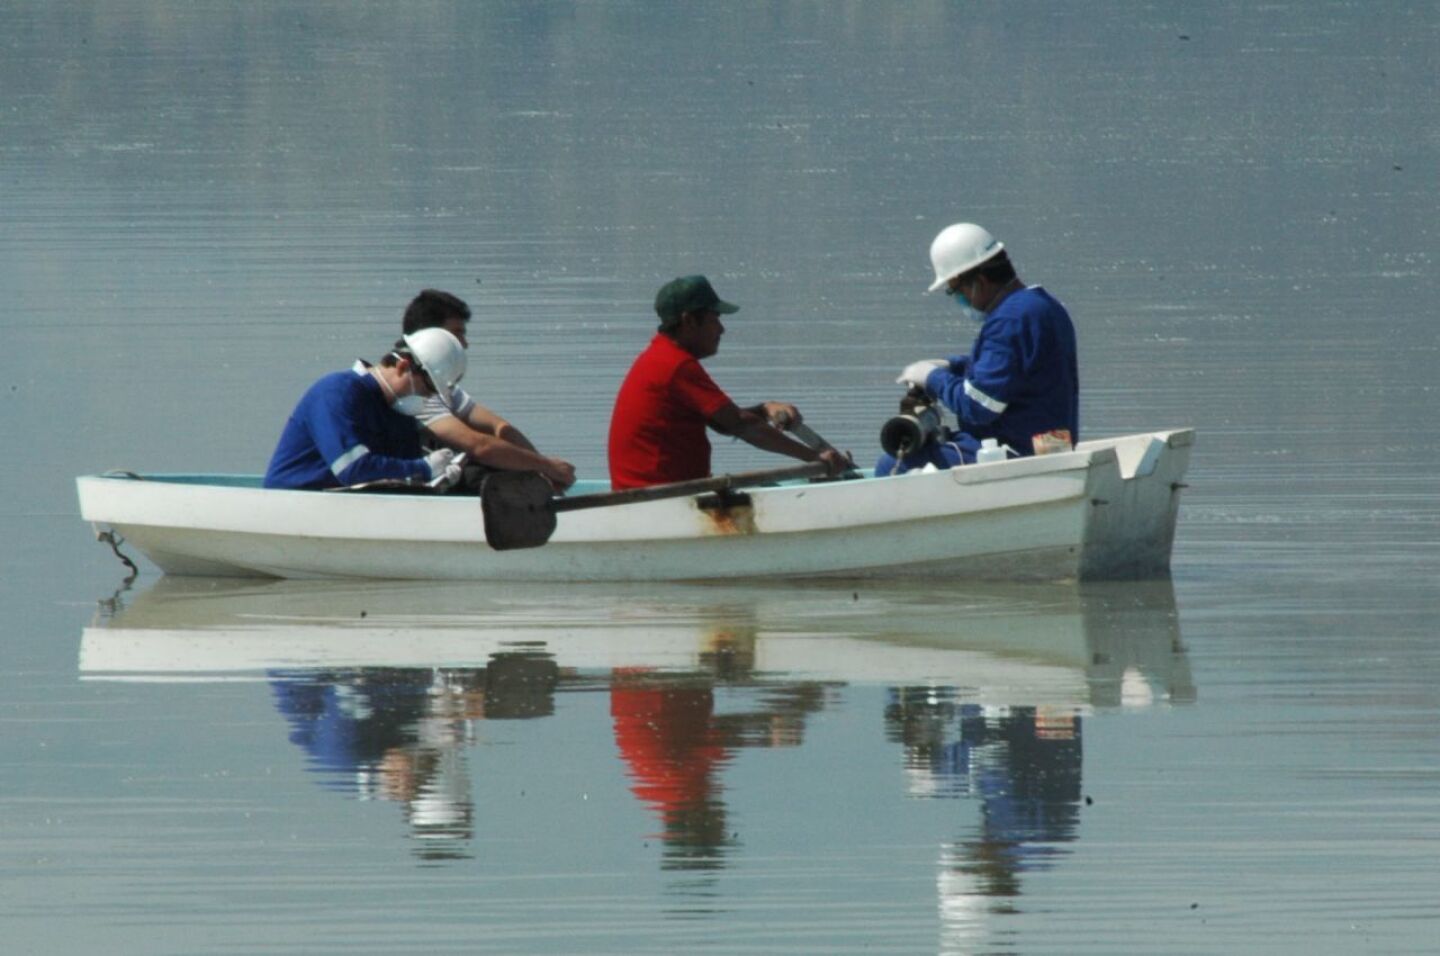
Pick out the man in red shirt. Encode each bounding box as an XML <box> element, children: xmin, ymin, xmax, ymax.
<box><xmin>608</xmin><ymin>275</ymin><xmax>847</xmax><ymax>490</ymax></box>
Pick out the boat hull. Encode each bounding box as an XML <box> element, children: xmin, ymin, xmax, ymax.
<box><xmin>77</xmin><ymin>429</ymin><xmax>1193</xmax><ymax>583</ymax></box>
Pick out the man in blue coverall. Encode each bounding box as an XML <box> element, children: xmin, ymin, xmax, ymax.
<box><xmin>877</xmin><ymin>223</ymin><xmax>1079</xmax><ymax>475</ymax></box>
<box><xmin>264</xmin><ymin>328</ymin><xmax>468</xmax><ymax>490</ymax></box>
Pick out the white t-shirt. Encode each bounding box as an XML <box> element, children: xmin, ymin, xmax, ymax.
<box><xmin>415</xmin><ymin>386</ymin><xmax>476</xmax><ymax>426</ymax></box>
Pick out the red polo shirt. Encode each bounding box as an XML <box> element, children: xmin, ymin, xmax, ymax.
<box><xmin>608</xmin><ymin>333</ymin><xmax>733</xmax><ymax>489</ymax></box>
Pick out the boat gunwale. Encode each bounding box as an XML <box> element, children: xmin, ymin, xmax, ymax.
<box><xmin>78</xmin><ymin>443</ymin><xmax>1111</xmax><ymax>544</ymax></box>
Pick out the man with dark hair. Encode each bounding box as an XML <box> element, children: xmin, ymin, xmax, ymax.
<box><xmin>402</xmin><ymin>289</ymin><xmax>472</xmax><ymax>336</ymax></box>
<box><xmin>399</xmin><ymin>289</ymin><xmax>575</xmax><ymax>490</ymax></box>
<box><xmin>881</xmin><ymin>223</ymin><xmax>1078</xmax><ymax>475</ymax></box>
<box><xmin>607</xmin><ymin>275</ymin><xmax>848</xmax><ymax>490</ymax></box>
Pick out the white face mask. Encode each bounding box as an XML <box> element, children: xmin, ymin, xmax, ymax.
<box><xmin>393</xmin><ymin>393</ymin><xmax>427</xmax><ymax>416</ymax></box>
<box><xmin>377</xmin><ymin>366</ymin><xmax>428</xmax><ymax>416</ymax></box>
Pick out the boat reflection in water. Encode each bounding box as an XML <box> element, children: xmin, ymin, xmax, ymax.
<box><xmin>81</xmin><ymin>576</ymin><xmax>1193</xmax><ymax>908</ymax></box>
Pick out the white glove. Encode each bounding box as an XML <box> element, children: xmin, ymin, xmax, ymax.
<box><xmin>896</xmin><ymin>358</ymin><xmax>948</xmax><ymax>390</ymax></box>
<box><xmin>424</xmin><ymin>448</ymin><xmax>463</xmax><ymax>489</ymax></box>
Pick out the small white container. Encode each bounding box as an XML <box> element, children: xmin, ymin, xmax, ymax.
<box><xmin>976</xmin><ymin>438</ymin><xmax>1009</xmax><ymax>464</ymax></box>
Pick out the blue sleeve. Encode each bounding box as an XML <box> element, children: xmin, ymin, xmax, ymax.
<box><xmin>302</xmin><ymin>380</ymin><xmax>429</xmax><ymax>485</ymax></box>
<box><xmin>926</xmin><ymin>324</ymin><xmax>1017</xmax><ymax>426</ymax></box>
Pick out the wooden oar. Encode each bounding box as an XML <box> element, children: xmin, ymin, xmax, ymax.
<box><xmin>779</xmin><ymin>419</ymin><xmax>863</xmax><ymax>480</ymax></box>
<box><xmin>480</xmin><ymin>461</ymin><xmax>831</xmax><ymax>551</ymax></box>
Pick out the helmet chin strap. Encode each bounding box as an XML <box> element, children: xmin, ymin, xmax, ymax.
<box><xmin>372</xmin><ymin>365</ymin><xmax>403</xmax><ymax>403</ymax></box>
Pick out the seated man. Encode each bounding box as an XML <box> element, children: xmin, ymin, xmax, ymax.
<box><xmin>264</xmin><ymin>329</ymin><xmax>465</xmax><ymax>490</ymax></box>
<box><xmin>608</xmin><ymin>275</ymin><xmax>848</xmax><ymax>490</ymax></box>
<box><xmin>880</xmin><ymin>222</ymin><xmax>1078</xmax><ymax>475</ymax></box>
<box><xmin>399</xmin><ymin>289</ymin><xmax>576</xmax><ymax>491</ymax></box>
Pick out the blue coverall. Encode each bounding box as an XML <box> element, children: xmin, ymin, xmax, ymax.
<box><xmin>877</xmin><ymin>285</ymin><xmax>1078</xmax><ymax>475</ymax></box>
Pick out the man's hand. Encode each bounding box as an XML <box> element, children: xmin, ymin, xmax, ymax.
<box><xmin>817</xmin><ymin>448</ymin><xmax>853</xmax><ymax>476</ymax></box>
<box><xmin>896</xmin><ymin>358</ymin><xmax>948</xmax><ymax>390</ymax></box>
<box><xmin>543</xmin><ymin>458</ymin><xmax>577</xmax><ymax>492</ymax></box>
<box><xmin>424</xmin><ymin>448</ymin><xmax>464</xmax><ymax>489</ymax></box>
<box><xmin>760</xmin><ymin>402</ymin><xmax>802</xmax><ymax>428</ymax></box>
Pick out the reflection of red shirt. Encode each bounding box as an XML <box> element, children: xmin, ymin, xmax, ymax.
<box><xmin>608</xmin><ymin>334</ymin><xmax>732</xmax><ymax>490</ymax></box>
<box><xmin>610</xmin><ymin>673</ymin><xmax>726</xmax><ymax>822</ymax></box>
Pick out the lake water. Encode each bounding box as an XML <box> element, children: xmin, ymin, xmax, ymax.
<box><xmin>3</xmin><ymin>1</ymin><xmax>1438</xmax><ymax>953</ymax></box>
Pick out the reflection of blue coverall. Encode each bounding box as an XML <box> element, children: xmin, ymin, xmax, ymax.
<box><xmin>877</xmin><ymin>286</ymin><xmax>1079</xmax><ymax>475</ymax></box>
<box><xmin>270</xmin><ymin>671</ymin><xmax>432</xmax><ymax>787</ymax></box>
<box><xmin>961</xmin><ymin>708</ymin><xmax>1081</xmax><ymax>847</ymax></box>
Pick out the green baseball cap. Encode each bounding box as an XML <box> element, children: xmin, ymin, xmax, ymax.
<box><xmin>653</xmin><ymin>275</ymin><xmax>740</xmax><ymax>326</ymax></box>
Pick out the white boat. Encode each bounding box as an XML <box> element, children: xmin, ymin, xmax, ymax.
<box><xmin>76</xmin><ymin>428</ymin><xmax>1193</xmax><ymax>583</ymax></box>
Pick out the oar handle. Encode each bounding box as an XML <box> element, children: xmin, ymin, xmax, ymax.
<box><xmin>781</xmin><ymin>421</ymin><xmax>863</xmax><ymax>480</ymax></box>
<box><xmin>551</xmin><ymin>461</ymin><xmax>831</xmax><ymax>514</ymax></box>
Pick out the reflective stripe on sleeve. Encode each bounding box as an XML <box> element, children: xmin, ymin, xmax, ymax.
<box><xmin>963</xmin><ymin>380</ymin><xmax>1008</xmax><ymax>414</ymax></box>
<box><xmin>330</xmin><ymin>444</ymin><xmax>370</xmax><ymax>477</ymax></box>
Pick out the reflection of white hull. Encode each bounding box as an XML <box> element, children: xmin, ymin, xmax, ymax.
<box><xmin>80</xmin><ymin>577</ymin><xmax>1193</xmax><ymax>710</ymax></box>
<box><xmin>76</xmin><ymin>430</ymin><xmax>1193</xmax><ymax>583</ymax></box>
<box><xmin>79</xmin><ymin>626</ymin><xmax>1089</xmax><ymax>704</ymax></box>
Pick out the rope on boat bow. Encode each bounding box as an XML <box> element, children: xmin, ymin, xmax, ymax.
<box><xmin>94</xmin><ymin>526</ymin><xmax>139</xmax><ymax>585</ymax></box>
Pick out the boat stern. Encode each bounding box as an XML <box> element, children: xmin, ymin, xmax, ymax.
<box><xmin>1076</xmin><ymin>429</ymin><xmax>1194</xmax><ymax>580</ymax></box>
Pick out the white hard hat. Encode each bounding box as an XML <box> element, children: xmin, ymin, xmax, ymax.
<box><xmin>402</xmin><ymin>327</ymin><xmax>467</xmax><ymax>396</ymax></box>
<box><xmin>927</xmin><ymin>223</ymin><xmax>1004</xmax><ymax>292</ymax></box>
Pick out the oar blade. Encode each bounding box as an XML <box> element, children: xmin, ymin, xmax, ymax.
<box><xmin>480</xmin><ymin>471</ymin><xmax>557</xmax><ymax>551</ymax></box>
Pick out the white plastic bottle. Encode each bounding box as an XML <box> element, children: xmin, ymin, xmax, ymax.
<box><xmin>976</xmin><ymin>438</ymin><xmax>1008</xmax><ymax>464</ymax></box>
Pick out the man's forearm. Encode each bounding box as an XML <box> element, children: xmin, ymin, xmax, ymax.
<box><xmin>736</xmin><ymin>421</ymin><xmax>819</xmax><ymax>462</ymax></box>
<box><xmin>494</xmin><ymin>421</ymin><xmax>538</xmax><ymax>453</ymax></box>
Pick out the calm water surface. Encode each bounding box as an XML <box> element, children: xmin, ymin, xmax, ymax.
<box><xmin>3</xmin><ymin>1</ymin><xmax>1437</xmax><ymax>953</ymax></box>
